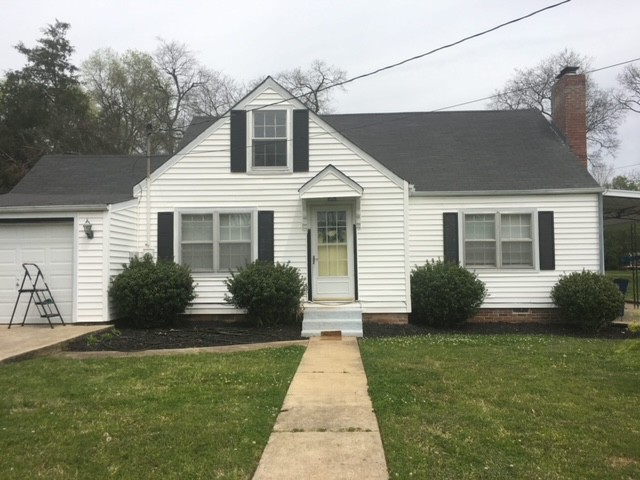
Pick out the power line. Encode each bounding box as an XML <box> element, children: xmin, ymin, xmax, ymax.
<box><xmin>319</xmin><ymin>0</ymin><xmax>572</xmax><ymax>93</ymax></box>
<box><xmin>178</xmin><ymin>55</ymin><xmax>640</xmax><ymax>157</ymax></box>
<box><xmin>183</xmin><ymin>0</ymin><xmax>572</xmax><ymax>130</ymax></box>
<box><xmin>588</xmin><ymin>57</ymin><xmax>640</xmax><ymax>75</ymax></box>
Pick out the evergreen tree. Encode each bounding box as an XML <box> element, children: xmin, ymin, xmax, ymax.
<box><xmin>0</xmin><ymin>21</ymin><xmax>99</xmax><ymax>192</ymax></box>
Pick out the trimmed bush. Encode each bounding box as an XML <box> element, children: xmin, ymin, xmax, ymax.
<box><xmin>551</xmin><ymin>270</ymin><xmax>624</xmax><ymax>331</ymax></box>
<box><xmin>109</xmin><ymin>254</ymin><xmax>196</xmax><ymax>328</ymax></box>
<box><xmin>411</xmin><ymin>260</ymin><xmax>487</xmax><ymax>327</ymax></box>
<box><xmin>224</xmin><ymin>261</ymin><xmax>306</xmax><ymax>326</ymax></box>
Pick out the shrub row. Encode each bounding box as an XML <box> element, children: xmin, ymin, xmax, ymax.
<box><xmin>410</xmin><ymin>262</ymin><xmax>623</xmax><ymax>332</ymax></box>
<box><xmin>109</xmin><ymin>254</ymin><xmax>623</xmax><ymax>333</ymax></box>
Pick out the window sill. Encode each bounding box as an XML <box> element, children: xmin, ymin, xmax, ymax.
<box><xmin>246</xmin><ymin>168</ymin><xmax>292</xmax><ymax>175</ymax></box>
<box><xmin>190</xmin><ymin>271</ymin><xmax>234</xmax><ymax>278</ymax></box>
<box><xmin>465</xmin><ymin>266</ymin><xmax>539</xmax><ymax>273</ymax></box>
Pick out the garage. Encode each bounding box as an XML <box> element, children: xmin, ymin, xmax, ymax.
<box><xmin>0</xmin><ymin>221</ymin><xmax>73</xmax><ymax>325</ymax></box>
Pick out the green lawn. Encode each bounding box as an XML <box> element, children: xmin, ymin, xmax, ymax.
<box><xmin>361</xmin><ymin>335</ymin><xmax>640</xmax><ymax>479</ymax></box>
<box><xmin>0</xmin><ymin>347</ymin><xmax>304</xmax><ymax>480</ymax></box>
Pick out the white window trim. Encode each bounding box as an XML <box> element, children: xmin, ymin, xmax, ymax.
<box><xmin>176</xmin><ymin>208</ymin><xmax>257</xmax><ymax>275</ymax></box>
<box><xmin>461</xmin><ymin>209</ymin><xmax>538</xmax><ymax>271</ymax></box>
<box><xmin>247</xmin><ymin>107</ymin><xmax>293</xmax><ymax>173</ymax></box>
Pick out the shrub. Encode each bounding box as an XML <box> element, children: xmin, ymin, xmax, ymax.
<box><xmin>224</xmin><ymin>261</ymin><xmax>306</xmax><ymax>326</ymax></box>
<box><xmin>410</xmin><ymin>260</ymin><xmax>487</xmax><ymax>327</ymax></box>
<box><xmin>109</xmin><ymin>254</ymin><xmax>196</xmax><ymax>328</ymax></box>
<box><xmin>551</xmin><ymin>270</ymin><xmax>624</xmax><ymax>331</ymax></box>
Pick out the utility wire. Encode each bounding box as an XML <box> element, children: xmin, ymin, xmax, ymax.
<box><xmin>182</xmin><ymin>0</ymin><xmax>572</xmax><ymax>131</ymax></box>
<box><xmin>315</xmin><ymin>1</ymin><xmax>572</xmax><ymax>94</ymax></box>
<box><xmin>177</xmin><ymin>55</ymin><xmax>639</xmax><ymax>157</ymax></box>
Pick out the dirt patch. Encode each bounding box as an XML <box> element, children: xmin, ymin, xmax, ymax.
<box><xmin>64</xmin><ymin>320</ymin><xmax>639</xmax><ymax>353</ymax></box>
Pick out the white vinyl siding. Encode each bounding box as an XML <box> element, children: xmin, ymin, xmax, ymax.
<box><xmin>108</xmin><ymin>204</ymin><xmax>139</xmax><ymax>320</ymax></box>
<box><xmin>76</xmin><ymin>212</ymin><xmax>107</xmax><ymax>322</ymax></box>
<box><xmin>140</xmin><ymin>86</ymin><xmax>409</xmax><ymax>314</ymax></box>
<box><xmin>409</xmin><ymin>194</ymin><xmax>600</xmax><ymax>308</ymax></box>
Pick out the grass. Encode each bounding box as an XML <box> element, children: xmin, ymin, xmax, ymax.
<box><xmin>361</xmin><ymin>334</ymin><xmax>640</xmax><ymax>479</ymax></box>
<box><xmin>0</xmin><ymin>347</ymin><xmax>304</xmax><ymax>480</ymax></box>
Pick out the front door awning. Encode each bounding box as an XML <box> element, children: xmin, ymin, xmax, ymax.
<box><xmin>299</xmin><ymin>165</ymin><xmax>363</xmax><ymax>200</ymax></box>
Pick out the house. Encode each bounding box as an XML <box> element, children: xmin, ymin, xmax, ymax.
<box><xmin>0</xmin><ymin>67</ymin><xmax>602</xmax><ymax>335</ymax></box>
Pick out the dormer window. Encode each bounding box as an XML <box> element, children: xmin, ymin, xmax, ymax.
<box><xmin>230</xmin><ymin>108</ymin><xmax>308</xmax><ymax>173</ymax></box>
<box><xmin>253</xmin><ymin>111</ymin><xmax>287</xmax><ymax>168</ymax></box>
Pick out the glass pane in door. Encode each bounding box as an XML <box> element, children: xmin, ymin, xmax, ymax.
<box><xmin>317</xmin><ymin>210</ymin><xmax>348</xmax><ymax>277</ymax></box>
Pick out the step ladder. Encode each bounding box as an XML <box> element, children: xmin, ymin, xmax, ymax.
<box><xmin>8</xmin><ymin>263</ymin><xmax>65</xmax><ymax>329</ymax></box>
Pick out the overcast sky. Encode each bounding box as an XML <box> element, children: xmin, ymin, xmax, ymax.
<box><xmin>2</xmin><ymin>0</ymin><xmax>639</xmax><ymax>176</ymax></box>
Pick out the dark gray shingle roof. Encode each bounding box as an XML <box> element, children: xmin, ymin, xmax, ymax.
<box><xmin>176</xmin><ymin>116</ymin><xmax>217</xmax><ymax>152</ymax></box>
<box><xmin>0</xmin><ymin>109</ymin><xmax>599</xmax><ymax>209</ymax></box>
<box><xmin>320</xmin><ymin>110</ymin><xmax>599</xmax><ymax>192</ymax></box>
<box><xmin>0</xmin><ymin>155</ymin><xmax>169</xmax><ymax>207</ymax></box>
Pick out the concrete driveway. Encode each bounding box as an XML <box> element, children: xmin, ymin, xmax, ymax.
<box><xmin>0</xmin><ymin>324</ymin><xmax>111</xmax><ymax>363</ymax></box>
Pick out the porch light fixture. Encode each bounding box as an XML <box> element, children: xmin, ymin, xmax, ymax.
<box><xmin>83</xmin><ymin>219</ymin><xmax>94</xmax><ymax>239</ymax></box>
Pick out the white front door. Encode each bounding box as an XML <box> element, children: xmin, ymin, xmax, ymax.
<box><xmin>311</xmin><ymin>206</ymin><xmax>354</xmax><ymax>301</ymax></box>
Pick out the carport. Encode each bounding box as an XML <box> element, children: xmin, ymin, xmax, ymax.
<box><xmin>603</xmin><ymin>189</ymin><xmax>640</xmax><ymax>308</ymax></box>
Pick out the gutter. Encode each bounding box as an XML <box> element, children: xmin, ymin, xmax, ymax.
<box><xmin>0</xmin><ymin>204</ymin><xmax>109</xmax><ymax>213</ymax></box>
<box><xmin>410</xmin><ymin>187</ymin><xmax>604</xmax><ymax>197</ymax></box>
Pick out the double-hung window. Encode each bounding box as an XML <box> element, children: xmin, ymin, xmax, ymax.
<box><xmin>253</xmin><ymin>110</ymin><xmax>288</xmax><ymax>168</ymax></box>
<box><xmin>181</xmin><ymin>212</ymin><xmax>253</xmax><ymax>272</ymax></box>
<box><xmin>464</xmin><ymin>212</ymin><xmax>534</xmax><ymax>268</ymax></box>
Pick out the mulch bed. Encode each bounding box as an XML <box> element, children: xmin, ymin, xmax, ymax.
<box><xmin>64</xmin><ymin>320</ymin><xmax>639</xmax><ymax>352</ymax></box>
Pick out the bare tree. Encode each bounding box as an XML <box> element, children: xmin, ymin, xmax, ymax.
<box><xmin>489</xmin><ymin>49</ymin><xmax>626</xmax><ymax>179</ymax></box>
<box><xmin>618</xmin><ymin>63</ymin><xmax>640</xmax><ymax>113</ymax></box>
<box><xmin>153</xmin><ymin>39</ymin><xmax>245</xmax><ymax>151</ymax></box>
<box><xmin>152</xmin><ymin>39</ymin><xmax>210</xmax><ymax>151</ymax></box>
<box><xmin>188</xmin><ymin>70</ymin><xmax>243</xmax><ymax>117</ymax></box>
<box><xmin>274</xmin><ymin>60</ymin><xmax>347</xmax><ymax>113</ymax></box>
<box><xmin>82</xmin><ymin>48</ymin><xmax>167</xmax><ymax>154</ymax></box>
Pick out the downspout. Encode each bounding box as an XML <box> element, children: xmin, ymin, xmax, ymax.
<box><xmin>145</xmin><ymin>124</ymin><xmax>152</xmax><ymax>254</ymax></box>
<box><xmin>403</xmin><ymin>181</ymin><xmax>412</xmax><ymax>313</ymax></box>
<box><xmin>598</xmin><ymin>193</ymin><xmax>605</xmax><ymax>273</ymax></box>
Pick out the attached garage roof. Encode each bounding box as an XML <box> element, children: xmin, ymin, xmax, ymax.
<box><xmin>0</xmin><ymin>155</ymin><xmax>169</xmax><ymax>208</ymax></box>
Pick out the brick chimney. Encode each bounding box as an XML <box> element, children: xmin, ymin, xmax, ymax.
<box><xmin>551</xmin><ymin>66</ymin><xmax>587</xmax><ymax>168</ymax></box>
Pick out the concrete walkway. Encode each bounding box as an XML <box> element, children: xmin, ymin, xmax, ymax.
<box><xmin>0</xmin><ymin>324</ymin><xmax>110</xmax><ymax>363</ymax></box>
<box><xmin>253</xmin><ymin>336</ymin><xmax>388</xmax><ymax>480</ymax></box>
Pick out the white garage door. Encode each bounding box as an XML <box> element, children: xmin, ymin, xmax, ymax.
<box><xmin>0</xmin><ymin>222</ymin><xmax>73</xmax><ymax>325</ymax></box>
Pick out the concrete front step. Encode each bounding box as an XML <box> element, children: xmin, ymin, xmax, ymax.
<box><xmin>302</xmin><ymin>303</ymin><xmax>363</xmax><ymax>337</ymax></box>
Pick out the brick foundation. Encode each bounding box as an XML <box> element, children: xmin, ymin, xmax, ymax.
<box><xmin>362</xmin><ymin>313</ymin><xmax>409</xmax><ymax>325</ymax></box>
<box><xmin>181</xmin><ymin>313</ymin><xmax>247</xmax><ymax>324</ymax></box>
<box><xmin>470</xmin><ymin>308</ymin><xmax>560</xmax><ymax>324</ymax></box>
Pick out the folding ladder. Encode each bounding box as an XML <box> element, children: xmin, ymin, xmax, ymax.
<box><xmin>8</xmin><ymin>263</ymin><xmax>65</xmax><ymax>329</ymax></box>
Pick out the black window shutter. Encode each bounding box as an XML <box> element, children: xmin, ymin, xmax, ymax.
<box><xmin>230</xmin><ymin>110</ymin><xmax>247</xmax><ymax>172</ymax></box>
<box><xmin>293</xmin><ymin>110</ymin><xmax>309</xmax><ymax>172</ymax></box>
<box><xmin>157</xmin><ymin>212</ymin><xmax>174</xmax><ymax>261</ymax></box>
<box><xmin>538</xmin><ymin>211</ymin><xmax>555</xmax><ymax>270</ymax></box>
<box><xmin>443</xmin><ymin>212</ymin><xmax>459</xmax><ymax>264</ymax></box>
<box><xmin>257</xmin><ymin>211</ymin><xmax>274</xmax><ymax>263</ymax></box>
